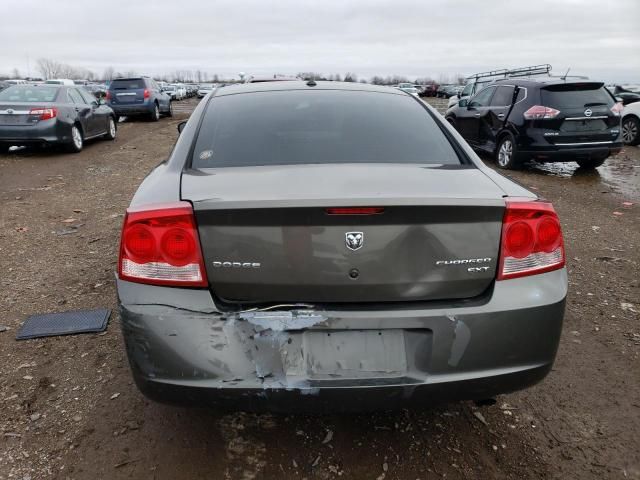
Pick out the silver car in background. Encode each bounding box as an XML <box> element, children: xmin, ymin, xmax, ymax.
<box><xmin>197</xmin><ymin>83</ymin><xmax>216</xmax><ymax>98</ymax></box>
<box><xmin>116</xmin><ymin>81</ymin><xmax>567</xmax><ymax>412</ymax></box>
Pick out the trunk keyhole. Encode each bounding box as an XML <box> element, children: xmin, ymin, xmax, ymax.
<box><xmin>349</xmin><ymin>268</ymin><xmax>360</xmax><ymax>279</ymax></box>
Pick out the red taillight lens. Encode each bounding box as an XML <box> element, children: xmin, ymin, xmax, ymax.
<box><xmin>29</xmin><ymin>107</ymin><xmax>57</xmax><ymax>120</ymax></box>
<box><xmin>118</xmin><ymin>202</ymin><xmax>208</xmax><ymax>287</ymax></box>
<box><xmin>497</xmin><ymin>200</ymin><xmax>565</xmax><ymax>280</ymax></box>
<box><xmin>143</xmin><ymin>89</ymin><xmax>150</xmax><ymax>99</ymax></box>
<box><xmin>326</xmin><ymin>207</ymin><xmax>384</xmax><ymax>215</ymax></box>
<box><xmin>611</xmin><ymin>102</ymin><xmax>623</xmax><ymax>116</ymax></box>
<box><xmin>105</xmin><ymin>90</ymin><xmax>111</xmax><ymax>100</ymax></box>
<box><xmin>523</xmin><ymin>105</ymin><xmax>560</xmax><ymax>120</ymax></box>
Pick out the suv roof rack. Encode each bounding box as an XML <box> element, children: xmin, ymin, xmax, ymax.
<box><xmin>466</xmin><ymin>64</ymin><xmax>552</xmax><ymax>81</ymax></box>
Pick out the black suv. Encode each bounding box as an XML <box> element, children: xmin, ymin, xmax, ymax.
<box><xmin>106</xmin><ymin>77</ymin><xmax>172</xmax><ymax>121</ymax></box>
<box><xmin>445</xmin><ymin>79</ymin><xmax>623</xmax><ymax>169</ymax></box>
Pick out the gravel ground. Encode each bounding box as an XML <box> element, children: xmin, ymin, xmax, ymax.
<box><xmin>0</xmin><ymin>96</ymin><xmax>638</xmax><ymax>480</ymax></box>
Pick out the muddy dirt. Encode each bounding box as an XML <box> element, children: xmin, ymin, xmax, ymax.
<box><xmin>1</xmin><ymin>97</ymin><xmax>638</xmax><ymax>480</ymax></box>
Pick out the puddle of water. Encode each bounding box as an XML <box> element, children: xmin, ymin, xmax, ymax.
<box><xmin>522</xmin><ymin>149</ymin><xmax>640</xmax><ymax>201</ymax></box>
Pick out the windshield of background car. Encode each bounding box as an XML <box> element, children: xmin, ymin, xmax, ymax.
<box><xmin>191</xmin><ymin>90</ymin><xmax>462</xmax><ymax>168</ymax></box>
<box><xmin>0</xmin><ymin>86</ymin><xmax>59</xmax><ymax>102</ymax></box>
<box><xmin>461</xmin><ymin>83</ymin><xmax>474</xmax><ymax>96</ymax></box>
<box><xmin>165</xmin><ymin>86</ymin><xmax>176</xmax><ymax>91</ymax></box>
<box><xmin>541</xmin><ymin>83</ymin><xmax>613</xmax><ymax>109</ymax></box>
<box><xmin>110</xmin><ymin>79</ymin><xmax>145</xmax><ymax>90</ymax></box>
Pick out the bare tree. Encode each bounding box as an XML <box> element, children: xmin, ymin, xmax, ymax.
<box><xmin>11</xmin><ymin>68</ymin><xmax>20</xmax><ymax>79</ymax></box>
<box><xmin>37</xmin><ymin>58</ymin><xmax>61</xmax><ymax>79</ymax></box>
<box><xmin>103</xmin><ymin>66</ymin><xmax>115</xmax><ymax>82</ymax></box>
<box><xmin>343</xmin><ymin>72</ymin><xmax>357</xmax><ymax>82</ymax></box>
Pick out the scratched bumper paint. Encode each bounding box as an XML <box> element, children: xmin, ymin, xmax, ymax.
<box><xmin>117</xmin><ymin>268</ymin><xmax>566</xmax><ymax>411</ymax></box>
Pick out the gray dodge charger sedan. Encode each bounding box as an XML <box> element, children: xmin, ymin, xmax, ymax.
<box><xmin>117</xmin><ymin>81</ymin><xmax>567</xmax><ymax>411</ymax></box>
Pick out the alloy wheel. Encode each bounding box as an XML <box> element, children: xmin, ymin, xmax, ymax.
<box><xmin>622</xmin><ymin>119</ymin><xmax>638</xmax><ymax>144</ymax></box>
<box><xmin>109</xmin><ymin>119</ymin><xmax>116</xmax><ymax>138</ymax></box>
<box><xmin>72</xmin><ymin>126</ymin><xmax>83</xmax><ymax>149</ymax></box>
<box><xmin>498</xmin><ymin>139</ymin><xmax>513</xmax><ymax>167</ymax></box>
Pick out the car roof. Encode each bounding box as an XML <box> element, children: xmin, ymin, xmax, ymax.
<box><xmin>214</xmin><ymin>81</ymin><xmax>407</xmax><ymax>97</ymax></box>
<box><xmin>7</xmin><ymin>83</ymin><xmax>63</xmax><ymax>89</ymax></box>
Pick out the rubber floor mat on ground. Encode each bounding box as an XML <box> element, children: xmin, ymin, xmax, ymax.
<box><xmin>16</xmin><ymin>309</ymin><xmax>111</xmax><ymax>340</ymax></box>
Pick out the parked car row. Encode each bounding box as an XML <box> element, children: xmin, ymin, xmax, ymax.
<box><xmin>444</xmin><ymin>77</ymin><xmax>624</xmax><ymax>169</ymax></box>
<box><xmin>0</xmin><ymin>74</ymin><xmax>227</xmax><ymax>154</ymax></box>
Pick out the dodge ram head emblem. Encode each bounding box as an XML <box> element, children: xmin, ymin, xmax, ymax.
<box><xmin>345</xmin><ymin>232</ymin><xmax>364</xmax><ymax>251</ymax></box>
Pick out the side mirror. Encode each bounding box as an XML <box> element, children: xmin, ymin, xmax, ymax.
<box><xmin>458</xmin><ymin>99</ymin><xmax>468</xmax><ymax>108</ymax></box>
<box><xmin>177</xmin><ymin>121</ymin><xmax>187</xmax><ymax>134</ymax></box>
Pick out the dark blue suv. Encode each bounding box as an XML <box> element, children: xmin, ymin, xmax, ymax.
<box><xmin>106</xmin><ymin>77</ymin><xmax>172</xmax><ymax>121</ymax></box>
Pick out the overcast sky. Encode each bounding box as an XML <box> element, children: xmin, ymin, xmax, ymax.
<box><xmin>1</xmin><ymin>0</ymin><xmax>638</xmax><ymax>82</ymax></box>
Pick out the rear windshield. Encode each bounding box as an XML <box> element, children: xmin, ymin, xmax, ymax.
<box><xmin>0</xmin><ymin>86</ymin><xmax>59</xmax><ymax>102</ymax></box>
<box><xmin>191</xmin><ymin>90</ymin><xmax>461</xmax><ymax>168</ymax></box>
<box><xmin>110</xmin><ymin>79</ymin><xmax>145</xmax><ymax>90</ymax></box>
<box><xmin>541</xmin><ymin>84</ymin><xmax>613</xmax><ymax>109</ymax></box>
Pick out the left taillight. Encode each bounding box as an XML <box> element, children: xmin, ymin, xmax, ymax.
<box><xmin>29</xmin><ymin>107</ymin><xmax>57</xmax><ymax>120</ymax></box>
<box><xmin>143</xmin><ymin>89</ymin><xmax>150</xmax><ymax>99</ymax></box>
<box><xmin>118</xmin><ymin>202</ymin><xmax>208</xmax><ymax>287</ymax></box>
<box><xmin>497</xmin><ymin>199</ymin><xmax>565</xmax><ymax>280</ymax></box>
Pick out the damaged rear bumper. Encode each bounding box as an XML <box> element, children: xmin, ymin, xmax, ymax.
<box><xmin>116</xmin><ymin>269</ymin><xmax>566</xmax><ymax>412</ymax></box>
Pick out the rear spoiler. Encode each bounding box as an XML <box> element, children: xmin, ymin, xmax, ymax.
<box><xmin>541</xmin><ymin>82</ymin><xmax>604</xmax><ymax>91</ymax></box>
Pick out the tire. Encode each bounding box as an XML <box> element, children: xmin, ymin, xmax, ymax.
<box><xmin>104</xmin><ymin>117</ymin><xmax>117</xmax><ymax>140</ymax></box>
<box><xmin>165</xmin><ymin>101</ymin><xmax>173</xmax><ymax>117</ymax></box>
<box><xmin>495</xmin><ymin>134</ymin><xmax>521</xmax><ymax>170</ymax></box>
<box><xmin>66</xmin><ymin>124</ymin><xmax>84</xmax><ymax>153</ymax></box>
<box><xmin>622</xmin><ymin>115</ymin><xmax>640</xmax><ymax>146</ymax></box>
<box><xmin>150</xmin><ymin>103</ymin><xmax>160</xmax><ymax>122</ymax></box>
<box><xmin>576</xmin><ymin>157</ymin><xmax>607</xmax><ymax>169</ymax></box>
<box><xmin>0</xmin><ymin>144</ymin><xmax>9</xmax><ymax>154</ymax></box>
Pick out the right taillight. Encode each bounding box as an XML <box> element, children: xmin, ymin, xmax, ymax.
<box><xmin>105</xmin><ymin>90</ymin><xmax>111</xmax><ymax>100</ymax></box>
<box><xmin>610</xmin><ymin>102</ymin><xmax>623</xmax><ymax>116</ymax></box>
<box><xmin>118</xmin><ymin>202</ymin><xmax>208</xmax><ymax>287</ymax></box>
<box><xmin>523</xmin><ymin>105</ymin><xmax>560</xmax><ymax>120</ymax></box>
<box><xmin>497</xmin><ymin>199</ymin><xmax>565</xmax><ymax>280</ymax></box>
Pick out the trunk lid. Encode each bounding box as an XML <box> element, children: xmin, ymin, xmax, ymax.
<box><xmin>109</xmin><ymin>79</ymin><xmax>146</xmax><ymax>105</ymax></box>
<box><xmin>0</xmin><ymin>102</ymin><xmax>50</xmax><ymax>126</ymax></box>
<box><xmin>182</xmin><ymin>164</ymin><xmax>507</xmax><ymax>304</ymax></box>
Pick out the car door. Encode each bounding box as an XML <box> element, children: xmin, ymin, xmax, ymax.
<box><xmin>78</xmin><ymin>87</ymin><xmax>107</xmax><ymax>134</ymax></box>
<box><xmin>67</xmin><ymin>88</ymin><xmax>96</xmax><ymax>137</ymax></box>
<box><xmin>148</xmin><ymin>79</ymin><xmax>167</xmax><ymax>110</ymax></box>
<box><xmin>455</xmin><ymin>86</ymin><xmax>496</xmax><ymax>146</ymax></box>
<box><xmin>483</xmin><ymin>85</ymin><xmax>516</xmax><ymax>151</ymax></box>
